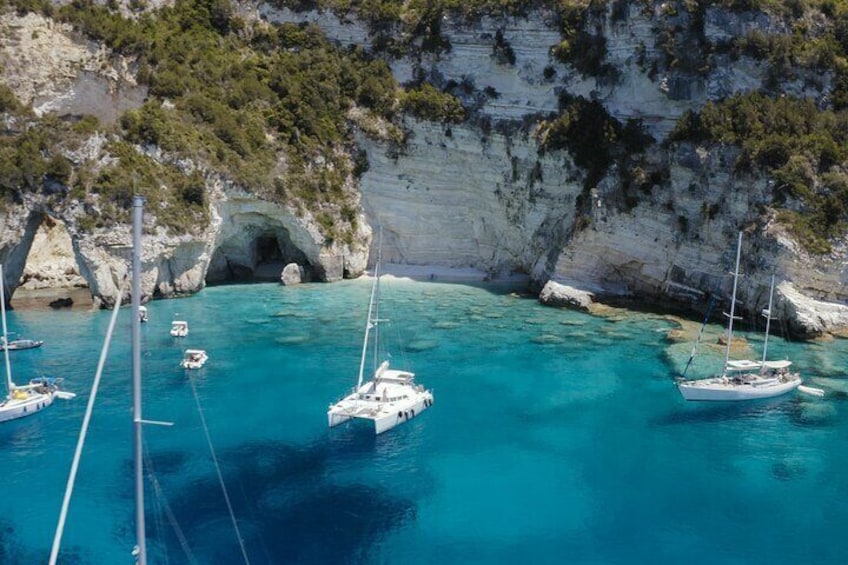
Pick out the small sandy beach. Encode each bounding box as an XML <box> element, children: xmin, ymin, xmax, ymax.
<box><xmin>373</xmin><ymin>263</ymin><xmax>531</xmax><ymax>285</ymax></box>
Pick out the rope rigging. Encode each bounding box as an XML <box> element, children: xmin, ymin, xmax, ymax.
<box><xmin>144</xmin><ymin>443</ymin><xmax>198</xmax><ymax>565</ymax></box>
<box><xmin>187</xmin><ymin>373</ymin><xmax>251</xmax><ymax>565</ymax></box>
<box><xmin>678</xmin><ymin>254</ymin><xmax>736</xmax><ymax>380</ymax></box>
<box><xmin>49</xmin><ymin>280</ymin><xmax>126</xmax><ymax>565</ymax></box>
<box><xmin>679</xmin><ymin>291</ymin><xmax>719</xmax><ymax>380</ymax></box>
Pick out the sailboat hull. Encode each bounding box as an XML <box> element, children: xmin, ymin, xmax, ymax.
<box><xmin>677</xmin><ymin>375</ymin><xmax>802</xmax><ymax>401</ymax></box>
<box><xmin>0</xmin><ymin>390</ymin><xmax>55</xmax><ymax>422</ymax></box>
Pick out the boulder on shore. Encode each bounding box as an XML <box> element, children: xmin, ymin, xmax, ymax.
<box><xmin>538</xmin><ymin>281</ymin><xmax>594</xmax><ymax>312</ymax></box>
<box><xmin>280</xmin><ymin>263</ymin><xmax>307</xmax><ymax>286</ymax></box>
<box><xmin>49</xmin><ymin>297</ymin><xmax>73</xmax><ymax>309</ymax></box>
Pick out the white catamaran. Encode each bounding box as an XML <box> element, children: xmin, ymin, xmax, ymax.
<box><xmin>677</xmin><ymin>232</ymin><xmax>802</xmax><ymax>401</ymax></box>
<box><xmin>328</xmin><ymin>234</ymin><xmax>434</xmax><ymax>434</ymax></box>
<box><xmin>0</xmin><ymin>264</ymin><xmax>74</xmax><ymax>423</ymax></box>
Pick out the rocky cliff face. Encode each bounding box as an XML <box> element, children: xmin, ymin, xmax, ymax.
<box><xmin>2</xmin><ymin>4</ymin><xmax>847</xmax><ymax>338</ymax></box>
<box><xmin>356</xmin><ymin>119</ymin><xmax>580</xmax><ymax>279</ymax></box>
<box><xmin>262</xmin><ymin>2</ymin><xmax>848</xmax><ymax>337</ymax></box>
<box><xmin>0</xmin><ymin>10</ymin><xmax>369</xmax><ymax>305</ymax></box>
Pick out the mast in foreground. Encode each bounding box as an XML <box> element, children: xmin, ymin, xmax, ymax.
<box><xmin>131</xmin><ymin>195</ymin><xmax>147</xmax><ymax>564</ymax></box>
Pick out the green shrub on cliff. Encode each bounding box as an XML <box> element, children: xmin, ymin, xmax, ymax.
<box><xmin>84</xmin><ymin>141</ymin><xmax>208</xmax><ymax>233</ymax></box>
<box><xmin>401</xmin><ymin>83</ymin><xmax>465</xmax><ymax>123</ymax></box>
<box><xmin>670</xmin><ymin>92</ymin><xmax>848</xmax><ymax>252</ymax></box>
<box><xmin>539</xmin><ymin>94</ymin><xmax>653</xmax><ymax>192</ymax></box>
<box><xmin>5</xmin><ymin>0</ymin><xmax>413</xmax><ymax>242</ymax></box>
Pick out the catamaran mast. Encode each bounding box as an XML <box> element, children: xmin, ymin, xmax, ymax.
<box><xmin>723</xmin><ymin>232</ymin><xmax>743</xmax><ymax>373</ymax></box>
<box><xmin>0</xmin><ymin>265</ymin><xmax>16</xmax><ymax>392</ymax></box>
<box><xmin>372</xmin><ymin>228</ymin><xmax>383</xmax><ymax>373</ymax></box>
<box><xmin>762</xmin><ymin>275</ymin><xmax>776</xmax><ymax>363</ymax></box>
<box><xmin>356</xmin><ymin>231</ymin><xmax>381</xmax><ymax>391</ymax></box>
<box><xmin>131</xmin><ymin>195</ymin><xmax>147</xmax><ymax>564</ymax></box>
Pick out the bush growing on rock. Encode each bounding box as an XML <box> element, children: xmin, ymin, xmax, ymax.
<box><xmin>670</xmin><ymin>91</ymin><xmax>848</xmax><ymax>253</ymax></box>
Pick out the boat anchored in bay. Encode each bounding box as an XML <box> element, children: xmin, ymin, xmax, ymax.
<box><xmin>181</xmin><ymin>349</ymin><xmax>208</xmax><ymax>370</ymax></box>
<box><xmin>170</xmin><ymin>320</ymin><xmax>189</xmax><ymax>337</ymax></box>
<box><xmin>0</xmin><ymin>337</ymin><xmax>43</xmax><ymax>351</ymax></box>
<box><xmin>328</xmin><ymin>231</ymin><xmax>433</xmax><ymax>434</ymax></box>
<box><xmin>677</xmin><ymin>232</ymin><xmax>802</xmax><ymax>401</ymax></box>
<box><xmin>0</xmin><ymin>264</ymin><xmax>75</xmax><ymax>423</ymax></box>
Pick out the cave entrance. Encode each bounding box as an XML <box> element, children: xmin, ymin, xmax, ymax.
<box><xmin>253</xmin><ymin>234</ymin><xmax>285</xmax><ymax>281</ymax></box>
<box><xmin>206</xmin><ymin>227</ymin><xmax>312</xmax><ymax>284</ymax></box>
<box><xmin>9</xmin><ymin>214</ymin><xmax>92</xmax><ymax>310</ymax></box>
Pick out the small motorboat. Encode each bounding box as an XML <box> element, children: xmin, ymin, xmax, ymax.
<box><xmin>180</xmin><ymin>349</ymin><xmax>208</xmax><ymax>370</ymax></box>
<box><xmin>0</xmin><ymin>338</ymin><xmax>43</xmax><ymax>351</ymax></box>
<box><xmin>170</xmin><ymin>320</ymin><xmax>189</xmax><ymax>337</ymax></box>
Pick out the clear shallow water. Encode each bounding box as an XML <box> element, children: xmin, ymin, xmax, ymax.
<box><xmin>0</xmin><ymin>280</ymin><xmax>846</xmax><ymax>564</ymax></box>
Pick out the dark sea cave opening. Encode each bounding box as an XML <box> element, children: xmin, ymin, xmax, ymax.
<box><xmin>205</xmin><ymin>229</ymin><xmax>313</xmax><ymax>285</ymax></box>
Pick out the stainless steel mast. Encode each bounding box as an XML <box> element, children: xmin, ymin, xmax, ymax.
<box><xmin>131</xmin><ymin>195</ymin><xmax>147</xmax><ymax>564</ymax></box>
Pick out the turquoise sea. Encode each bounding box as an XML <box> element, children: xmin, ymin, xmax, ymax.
<box><xmin>1</xmin><ymin>278</ymin><xmax>847</xmax><ymax>564</ymax></box>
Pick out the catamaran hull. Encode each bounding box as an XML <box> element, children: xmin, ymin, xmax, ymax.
<box><xmin>328</xmin><ymin>391</ymin><xmax>434</xmax><ymax>434</ymax></box>
<box><xmin>0</xmin><ymin>391</ymin><xmax>55</xmax><ymax>422</ymax></box>
<box><xmin>328</xmin><ymin>412</ymin><xmax>352</xmax><ymax>428</ymax></box>
<box><xmin>677</xmin><ymin>378</ymin><xmax>801</xmax><ymax>401</ymax></box>
<box><xmin>374</xmin><ymin>394</ymin><xmax>433</xmax><ymax>434</ymax></box>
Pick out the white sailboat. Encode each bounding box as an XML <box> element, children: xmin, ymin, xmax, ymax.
<box><xmin>328</xmin><ymin>233</ymin><xmax>434</xmax><ymax>434</ymax></box>
<box><xmin>0</xmin><ymin>264</ymin><xmax>75</xmax><ymax>423</ymax></box>
<box><xmin>0</xmin><ymin>336</ymin><xmax>43</xmax><ymax>351</ymax></box>
<box><xmin>677</xmin><ymin>232</ymin><xmax>802</xmax><ymax>401</ymax></box>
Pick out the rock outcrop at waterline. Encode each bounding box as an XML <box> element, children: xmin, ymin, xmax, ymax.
<box><xmin>0</xmin><ymin>186</ymin><xmax>370</xmax><ymax>307</ymax></box>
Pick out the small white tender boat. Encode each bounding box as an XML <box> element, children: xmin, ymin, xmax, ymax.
<box><xmin>139</xmin><ymin>305</ymin><xmax>148</xmax><ymax>323</ymax></box>
<box><xmin>798</xmin><ymin>385</ymin><xmax>825</xmax><ymax>397</ymax></box>
<box><xmin>170</xmin><ymin>320</ymin><xmax>189</xmax><ymax>337</ymax></box>
<box><xmin>180</xmin><ymin>349</ymin><xmax>208</xmax><ymax>370</ymax></box>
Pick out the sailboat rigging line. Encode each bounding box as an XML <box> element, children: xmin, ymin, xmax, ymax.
<box><xmin>762</xmin><ymin>275</ymin><xmax>776</xmax><ymax>363</ymax></box>
<box><xmin>187</xmin><ymin>373</ymin><xmax>251</xmax><ymax>565</ymax></box>
<box><xmin>144</xmin><ymin>442</ymin><xmax>198</xmax><ymax>565</ymax></box>
<box><xmin>722</xmin><ymin>232</ymin><xmax>744</xmax><ymax>372</ymax></box>
<box><xmin>679</xmin><ymin>292</ymin><xmax>718</xmax><ymax>379</ymax></box>
<box><xmin>679</xmin><ymin>235</ymin><xmax>744</xmax><ymax>380</ymax></box>
<box><xmin>49</xmin><ymin>278</ymin><xmax>127</xmax><ymax>565</ymax></box>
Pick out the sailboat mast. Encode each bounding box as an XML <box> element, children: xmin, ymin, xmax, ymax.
<box><xmin>372</xmin><ymin>228</ymin><xmax>383</xmax><ymax>372</ymax></box>
<box><xmin>723</xmin><ymin>232</ymin><xmax>743</xmax><ymax>373</ymax></box>
<box><xmin>0</xmin><ymin>265</ymin><xmax>15</xmax><ymax>391</ymax></box>
<box><xmin>762</xmin><ymin>275</ymin><xmax>776</xmax><ymax>364</ymax></box>
<box><xmin>131</xmin><ymin>195</ymin><xmax>147</xmax><ymax>565</ymax></box>
<box><xmin>356</xmin><ymin>231</ymin><xmax>381</xmax><ymax>391</ymax></box>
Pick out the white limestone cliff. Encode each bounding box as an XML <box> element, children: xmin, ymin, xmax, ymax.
<box><xmin>1</xmin><ymin>4</ymin><xmax>847</xmax><ymax>339</ymax></box>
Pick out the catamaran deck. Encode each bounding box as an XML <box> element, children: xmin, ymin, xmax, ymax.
<box><xmin>328</xmin><ymin>370</ymin><xmax>434</xmax><ymax>434</ymax></box>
